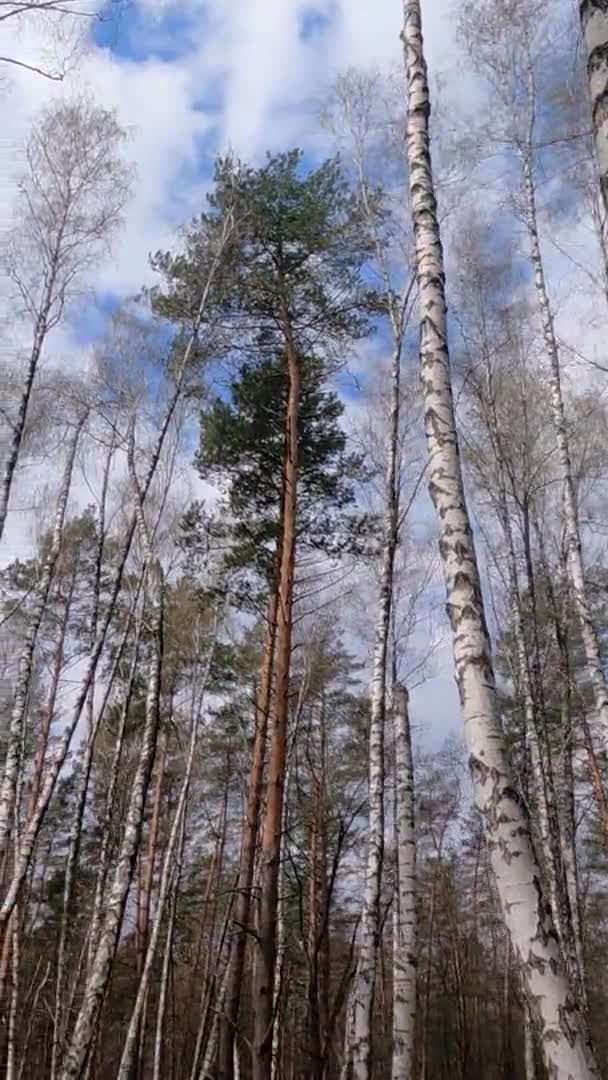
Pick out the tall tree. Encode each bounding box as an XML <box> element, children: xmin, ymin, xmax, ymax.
<box><xmin>580</xmin><ymin>0</ymin><xmax>608</xmax><ymax>276</ymax></box>
<box><xmin>0</xmin><ymin>97</ymin><xmax>131</xmax><ymax>545</ymax></box>
<box><xmin>401</xmin><ymin>2</ymin><xmax>598</xmax><ymax>1076</ymax></box>
<box><xmin>162</xmin><ymin>149</ymin><xmax>372</xmax><ymax>1078</ymax></box>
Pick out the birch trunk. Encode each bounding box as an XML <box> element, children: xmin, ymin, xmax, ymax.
<box><xmin>0</xmin><ymin>248</ymin><xmax>62</xmax><ymax>545</ymax></box>
<box><xmin>87</xmin><ymin>597</ymin><xmax>144</xmax><ymax>969</ymax></box>
<box><xmin>5</xmin><ymin>900</ymin><xmax>18</xmax><ymax>1080</ymax></box>
<box><xmin>348</xmin><ymin>339</ymin><xmax>401</xmax><ymax>1080</ymax></box>
<box><xmin>0</xmin><ymin>413</ymin><xmax>86</xmax><ymax>857</ymax></box>
<box><xmin>117</xmin><ymin>619</ymin><xmax>218</xmax><ymax>1080</ymax></box>
<box><xmin>521</xmin><ymin>145</ymin><xmax>608</xmax><ymax>762</ymax></box>
<box><xmin>0</xmin><ymin>204</ymin><xmax>232</xmax><ymax>930</ymax></box>
<box><xmin>480</xmin><ymin>379</ymin><xmax>576</xmax><ymax>981</ymax></box>
<box><xmin>524</xmin><ymin>1002</ymin><xmax>536</xmax><ymax>1080</ymax></box>
<box><xmin>60</xmin><ymin>548</ymin><xmax>164</xmax><ymax>1080</ymax></box>
<box><xmin>392</xmin><ymin>685</ymin><xmax>416</xmax><ymax>1080</ymax></box>
<box><xmin>401</xmin><ymin>3</ymin><xmax>598</xmax><ymax>1075</ymax></box>
<box><xmin>152</xmin><ymin>810</ymin><xmax>184</xmax><ymax>1080</ymax></box>
<box><xmin>0</xmin><ymin>256</ymin><xmax>223</xmax><ymax>929</ymax></box>
<box><xmin>580</xmin><ymin>0</ymin><xmax>608</xmax><ymax>275</ymax></box>
<box><xmin>50</xmin><ymin>443</ymin><xmax>117</xmax><ymax>1080</ymax></box>
<box><xmin>252</xmin><ymin>324</ymin><xmax>300</xmax><ymax>1080</ymax></box>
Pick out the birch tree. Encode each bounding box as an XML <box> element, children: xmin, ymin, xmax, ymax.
<box><xmin>0</xmin><ymin>408</ymin><xmax>87</xmax><ymax>858</ymax></box>
<box><xmin>401</xmin><ymin>2</ymin><xmax>598</xmax><ymax>1075</ymax></box>
<box><xmin>0</xmin><ymin>97</ymin><xmax>131</xmax><ymax>545</ymax></box>
<box><xmin>580</xmin><ymin>0</ymin><xmax>608</xmax><ymax>275</ymax></box>
<box><xmin>323</xmin><ymin>71</ymin><xmax>418</xmax><ymax>1079</ymax></box>
<box><xmin>458</xmin><ymin>0</ymin><xmax>608</xmax><ymax>775</ymax></box>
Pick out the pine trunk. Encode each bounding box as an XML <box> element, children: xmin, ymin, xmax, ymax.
<box><xmin>401</xmin><ymin>4</ymin><xmax>598</xmax><ymax>1076</ymax></box>
<box><xmin>217</xmin><ymin>588</ymin><xmax>278</xmax><ymax>1079</ymax></box>
<box><xmin>252</xmin><ymin>327</ymin><xmax>300</xmax><ymax>1080</ymax></box>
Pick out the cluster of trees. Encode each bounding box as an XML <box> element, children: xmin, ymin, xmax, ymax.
<box><xmin>2</xmin><ymin>0</ymin><xmax>608</xmax><ymax>1077</ymax></box>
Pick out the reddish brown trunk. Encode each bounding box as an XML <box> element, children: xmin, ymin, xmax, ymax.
<box><xmin>252</xmin><ymin>334</ymin><xmax>300</xmax><ymax>1080</ymax></box>
<box><xmin>217</xmin><ymin>589</ymin><xmax>279</xmax><ymax>1079</ymax></box>
<box><xmin>306</xmin><ymin>703</ymin><xmax>328</xmax><ymax>1080</ymax></box>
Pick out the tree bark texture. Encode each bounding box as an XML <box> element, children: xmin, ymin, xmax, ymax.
<box><xmin>252</xmin><ymin>328</ymin><xmax>300</xmax><ymax>1080</ymax></box>
<box><xmin>401</xmin><ymin>3</ymin><xmax>598</xmax><ymax>1076</ymax></box>
<box><xmin>392</xmin><ymin>685</ymin><xmax>416</xmax><ymax>1080</ymax></box>
<box><xmin>580</xmin><ymin>0</ymin><xmax>608</xmax><ymax>278</ymax></box>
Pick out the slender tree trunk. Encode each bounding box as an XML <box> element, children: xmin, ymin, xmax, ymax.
<box><xmin>418</xmin><ymin>867</ymin><xmax>436</xmax><ymax>1080</ymax></box>
<box><xmin>348</xmin><ymin>338</ymin><xmax>401</xmax><ymax>1080</ymax></box>
<box><xmin>26</xmin><ymin>568</ymin><xmax>75</xmax><ymax>823</ymax></box>
<box><xmin>60</xmin><ymin>473</ymin><xmax>165</xmax><ymax>1080</ymax></box>
<box><xmin>0</xmin><ymin>221</ymin><xmax>231</xmax><ymax>934</ymax></box>
<box><xmin>5</xmin><ymin>899</ymin><xmax>18</xmax><ymax>1080</ymax></box>
<box><xmin>580</xmin><ymin>0</ymin><xmax>608</xmax><ymax>275</ymax></box>
<box><xmin>0</xmin><ymin>239</ymin><xmax>65</xmax><ymax>545</ymax></box>
<box><xmin>118</xmin><ymin>619</ymin><xmax>218</xmax><ymax>1080</ymax></box>
<box><xmin>87</xmin><ymin>600</ymin><xmax>144</xmax><ymax>970</ymax></box>
<box><xmin>401</xmin><ymin>4</ymin><xmax>598</xmax><ymax>1076</ymax></box>
<box><xmin>392</xmin><ymin>686</ymin><xmax>416</xmax><ymax>1080</ymax></box>
<box><xmin>252</xmin><ymin>328</ymin><xmax>300</xmax><ymax>1080</ymax></box>
<box><xmin>137</xmin><ymin>729</ymin><xmax>167</xmax><ymax>984</ymax></box>
<box><xmin>153</xmin><ymin>810</ymin><xmax>184</xmax><ymax>1080</ymax></box>
<box><xmin>217</xmin><ymin>588</ymin><xmax>279</xmax><ymax>1079</ymax></box>
<box><xmin>128</xmin><ymin>726</ymin><xmax>167</xmax><ymax>1080</ymax></box>
<box><xmin>0</xmin><ymin>414</ymin><xmax>86</xmax><ymax>858</ymax></box>
<box><xmin>524</xmin><ymin>1002</ymin><xmax>536</xmax><ymax>1080</ymax></box>
<box><xmin>522</xmin><ymin>144</ymin><xmax>608</xmax><ymax>763</ymax></box>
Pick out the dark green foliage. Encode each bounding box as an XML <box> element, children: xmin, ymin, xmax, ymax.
<box><xmin>151</xmin><ymin>150</ymin><xmax>376</xmax><ymax>363</ymax></box>
<box><xmin>181</xmin><ymin>352</ymin><xmax>373</xmax><ymax>588</ymax></box>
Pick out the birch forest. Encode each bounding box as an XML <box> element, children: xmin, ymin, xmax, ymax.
<box><xmin>2</xmin><ymin>0</ymin><xmax>608</xmax><ymax>1077</ymax></box>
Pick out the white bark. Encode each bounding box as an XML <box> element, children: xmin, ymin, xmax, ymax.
<box><xmin>117</xmin><ymin>618</ymin><xmax>219</xmax><ymax>1080</ymax></box>
<box><xmin>50</xmin><ymin>439</ymin><xmax>116</xmax><ymax>1080</ymax></box>
<box><xmin>0</xmin><ymin>101</ymin><xmax>130</xmax><ymax>545</ymax></box>
<box><xmin>580</xmin><ymin>0</ymin><xmax>608</xmax><ymax>273</ymax></box>
<box><xmin>521</xmin><ymin>146</ymin><xmax>608</xmax><ymax>761</ymax></box>
<box><xmin>477</xmin><ymin>370</ymin><xmax>572</xmax><ymax>971</ymax></box>
<box><xmin>349</xmin><ymin>342</ymin><xmax>401</xmax><ymax>1080</ymax></box>
<box><xmin>59</xmin><ymin>413</ymin><xmax>166</xmax><ymax>1079</ymax></box>
<box><xmin>0</xmin><ymin>413</ymin><xmax>86</xmax><ymax>855</ymax></box>
<box><xmin>0</xmin><ymin>233</ymin><xmax>228</xmax><ymax>928</ymax></box>
<box><xmin>152</xmin><ymin>814</ymin><xmax>184</xmax><ymax>1080</ymax></box>
<box><xmin>524</xmin><ymin>1002</ymin><xmax>536</xmax><ymax>1080</ymax></box>
<box><xmin>401</xmin><ymin>3</ymin><xmax>598</xmax><ymax>1077</ymax></box>
<box><xmin>59</xmin><ymin>555</ymin><xmax>164</xmax><ymax>1080</ymax></box>
<box><xmin>0</xmin><ymin>302</ymin><xmax>53</xmax><ymax>545</ymax></box>
<box><xmin>87</xmin><ymin>594</ymin><xmax>143</xmax><ymax>969</ymax></box>
<box><xmin>392</xmin><ymin>685</ymin><xmax>416</xmax><ymax>1080</ymax></box>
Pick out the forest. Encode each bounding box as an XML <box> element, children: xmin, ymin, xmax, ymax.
<box><xmin>1</xmin><ymin>0</ymin><xmax>608</xmax><ymax>1077</ymax></box>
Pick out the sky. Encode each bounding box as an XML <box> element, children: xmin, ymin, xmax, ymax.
<box><xmin>0</xmin><ymin>0</ymin><xmax>454</xmax><ymax>299</ymax></box>
<box><xmin>1</xmin><ymin>0</ymin><xmax>604</xmax><ymax>752</ymax></box>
